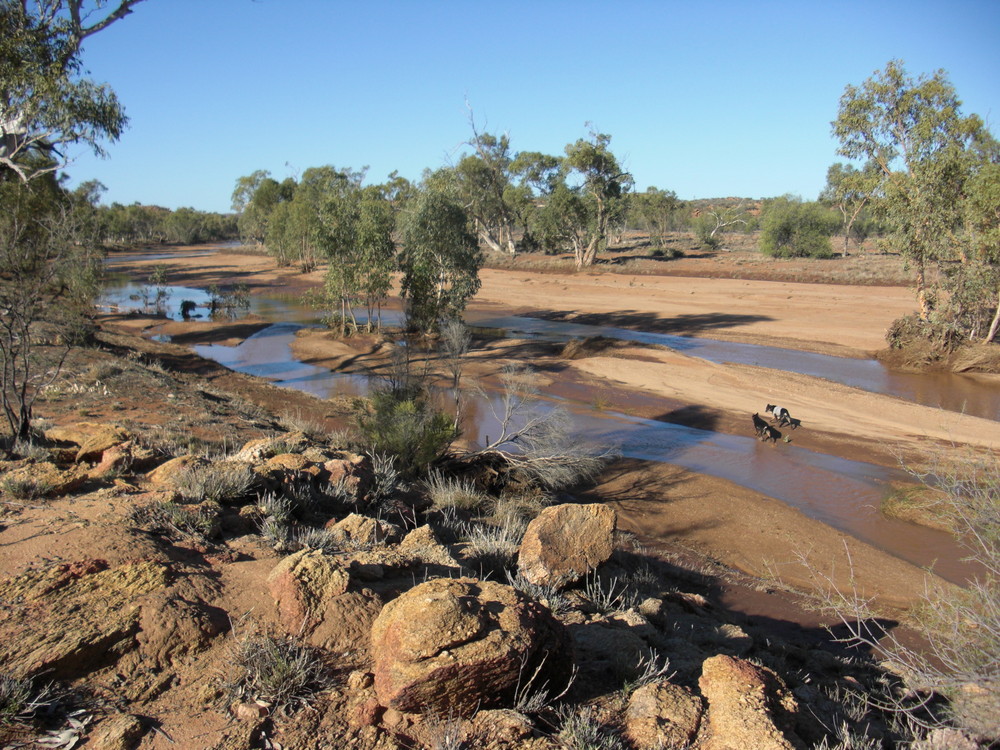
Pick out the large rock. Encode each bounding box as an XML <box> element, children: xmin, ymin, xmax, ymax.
<box><xmin>44</xmin><ymin>421</ymin><xmax>131</xmax><ymax>462</ymax></box>
<box><xmin>371</xmin><ymin>577</ymin><xmax>571</xmax><ymax>715</ymax></box>
<box><xmin>698</xmin><ymin>654</ymin><xmax>804</xmax><ymax>750</ymax></box>
<box><xmin>626</xmin><ymin>680</ymin><xmax>703</xmax><ymax>749</ymax></box>
<box><xmin>1</xmin><ymin>461</ymin><xmax>88</xmax><ymax>497</ymax></box>
<box><xmin>327</xmin><ymin>513</ymin><xmax>403</xmax><ymax>547</ymax></box>
<box><xmin>230</xmin><ymin>432</ymin><xmax>309</xmax><ymax>463</ymax></box>
<box><xmin>266</xmin><ymin>548</ymin><xmax>382</xmax><ymax>659</ymax></box>
<box><xmin>517</xmin><ymin>503</ymin><xmax>616</xmax><ymax>587</ymax></box>
<box><xmin>267</xmin><ymin>548</ymin><xmax>350</xmax><ymax>629</ymax></box>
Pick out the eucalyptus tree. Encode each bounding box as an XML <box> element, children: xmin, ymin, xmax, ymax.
<box><xmin>454</xmin><ymin>127</ymin><xmax>521</xmax><ymax>255</ymax></box>
<box><xmin>833</xmin><ymin>60</ymin><xmax>998</xmax><ymax>322</ymax></box>
<box><xmin>509</xmin><ymin>150</ymin><xmax>561</xmax><ymax>250</ymax></box>
<box><xmin>536</xmin><ymin>130</ymin><xmax>633</xmax><ymax>269</ymax></box>
<box><xmin>820</xmin><ymin>162</ymin><xmax>881</xmax><ymax>256</ymax></box>
<box><xmin>629</xmin><ymin>187</ymin><xmax>683</xmax><ymax>249</ymax></box>
<box><xmin>399</xmin><ymin>188</ymin><xmax>482</xmax><ymax>333</ymax></box>
<box><xmin>234</xmin><ymin>173</ymin><xmax>292</xmax><ymax>248</ymax></box>
<box><xmin>0</xmin><ymin>0</ymin><xmax>142</xmax><ymax>182</ymax></box>
<box><xmin>317</xmin><ymin>183</ymin><xmax>395</xmax><ymax>333</ymax></box>
<box><xmin>0</xmin><ymin>0</ymin><xmax>143</xmax><ymax>441</ymax></box>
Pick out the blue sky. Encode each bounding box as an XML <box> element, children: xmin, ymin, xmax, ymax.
<box><xmin>68</xmin><ymin>0</ymin><xmax>1000</xmax><ymax>214</ymax></box>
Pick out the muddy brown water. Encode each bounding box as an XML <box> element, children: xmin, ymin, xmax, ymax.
<box><xmin>101</xmin><ymin>268</ymin><xmax>995</xmax><ymax>586</ymax></box>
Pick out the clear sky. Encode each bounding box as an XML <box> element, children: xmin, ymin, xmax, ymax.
<box><xmin>67</xmin><ymin>0</ymin><xmax>1000</xmax><ymax>214</ymax></box>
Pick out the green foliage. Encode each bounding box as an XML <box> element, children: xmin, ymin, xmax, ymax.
<box><xmin>759</xmin><ymin>196</ymin><xmax>838</xmax><ymax>258</ymax></box>
<box><xmin>820</xmin><ymin>162</ymin><xmax>882</xmax><ymax>256</ymax></box>
<box><xmin>354</xmin><ymin>390</ymin><xmax>457</xmax><ymax>477</ymax></box>
<box><xmin>317</xmin><ymin>183</ymin><xmax>395</xmax><ymax>333</ymax></box>
<box><xmin>559</xmin><ymin>130</ymin><xmax>633</xmax><ymax>268</ymax></box>
<box><xmin>833</xmin><ymin>60</ymin><xmax>999</xmax><ymax>328</ymax></box>
<box><xmin>399</xmin><ymin>188</ymin><xmax>482</xmax><ymax>333</ymax></box>
<box><xmin>628</xmin><ymin>186</ymin><xmax>684</xmax><ymax>247</ymax></box>
<box><xmin>0</xmin><ymin>1</ymin><xmax>138</xmax><ymax>183</ymax></box>
<box><xmin>0</xmin><ymin>176</ymin><xmax>102</xmax><ymax>439</ymax></box>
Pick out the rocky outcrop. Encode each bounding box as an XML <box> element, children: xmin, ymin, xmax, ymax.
<box><xmin>44</xmin><ymin>421</ymin><xmax>131</xmax><ymax>462</ymax></box>
<box><xmin>137</xmin><ymin>593</ymin><xmax>230</xmax><ymax>668</ymax></box>
<box><xmin>626</xmin><ymin>680</ymin><xmax>703</xmax><ymax>749</ymax></box>
<box><xmin>370</xmin><ymin>577</ymin><xmax>571</xmax><ymax>715</ymax></box>
<box><xmin>698</xmin><ymin>654</ymin><xmax>804</xmax><ymax>750</ymax></box>
<box><xmin>397</xmin><ymin>524</ymin><xmax>463</xmax><ymax>570</ymax></box>
<box><xmin>517</xmin><ymin>503</ymin><xmax>616</xmax><ymax>587</ymax></box>
<box><xmin>0</xmin><ymin>558</ymin><xmax>171</xmax><ymax>679</ymax></box>
<box><xmin>267</xmin><ymin>548</ymin><xmax>351</xmax><ymax>629</ymax></box>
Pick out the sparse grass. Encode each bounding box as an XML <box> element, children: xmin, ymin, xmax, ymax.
<box><xmin>555</xmin><ymin>704</ymin><xmax>626</xmax><ymax>750</ymax></box>
<box><xmin>259</xmin><ymin>515</ymin><xmax>291</xmax><ymax>550</ymax></box>
<box><xmin>289</xmin><ymin>526</ymin><xmax>340</xmax><ymax>555</ymax></box>
<box><xmin>583</xmin><ymin>571</ymin><xmax>639</xmax><ymax>615</ymax></box>
<box><xmin>505</xmin><ymin>570</ymin><xmax>572</xmax><ymax>615</ymax></box>
<box><xmin>424</xmin><ymin>472</ymin><xmax>488</xmax><ymax>511</ymax></box>
<box><xmin>278</xmin><ymin>410</ymin><xmax>329</xmax><ymax>439</ymax></box>
<box><xmin>461</xmin><ymin>513</ymin><xmax>527</xmax><ymax>572</ymax></box>
<box><xmin>367</xmin><ymin>452</ymin><xmax>403</xmax><ymax>514</ymax></box>
<box><xmin>0</xmin><ymin>475</ymin><xmax>54</xmax><ymax>501</ymax></box>
<box><xmin>0</xmin><ymin>674</ymin><xmax>59</xmax><ymax>727</ymax></box>
<box><xmin>83</xmin><ymin>361</ymin><xmax>120</xmax><ymax>384</ymax></box>
<box><xmin>129</xmin><ymin>500</ymin><xmax>220</xmax><ymax>539</ymax></box>
<box><xmin>808</xmin><ymin>453</ymin><xmax>1000</xmax><ymax>740</ymax></box>
<box><xmin>220</xmin><ymin>630</ymin><xmax>330</xmax><ymax>715</ymax></box>
<box><xmin>881</xmin><ymin>484</ymin><xmax>955</xmax><ymax>532</ymax></box>
<box><xmin>423</xmin><ymin>711</ymin><xmax>466</xmax><ymax>750</ymax></box>
<box><xmin>173</xmin><ymin>462</ymin><xmax>257</xmax><ymax>504</ymax></box>
<box><xmin>621</xmin><ymin>649</ymin><xmax>672</xmax><ymax>696</ymax></box>
<box><xmin>10</xmin><ymin>438</ymin><xmax>51</xmax><ymax>462</ymax></box>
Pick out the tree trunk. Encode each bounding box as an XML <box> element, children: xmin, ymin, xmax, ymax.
<box><xmin>985</xmin><ymin>288</ymin><xmax>1000</xmax><ymax>343</ymax></box>
<box><xmin>916</xmin><ymin>263</ymin><xmax>931</xmax><ymax>320</ymax></box>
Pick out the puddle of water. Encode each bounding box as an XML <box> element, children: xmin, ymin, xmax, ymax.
<box><xmin>471</xmin><ymin>315</ymin><xmax>1000</xmax><ymax>422</ymax></box>
<box><xmin>193</xmin><ymin>323</ymin><xmax>373</xmax><ymax>400</ymax></box>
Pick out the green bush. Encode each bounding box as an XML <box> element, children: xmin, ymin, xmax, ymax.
<box><xmin>759</xmin><ymin>196</ymin><xmax>838</xmax><ymax>258</ymax></box>
<box><xmin>354</xmin><ymin>391</ymin><xmax>457</xmax><ymax>477</ymax></box>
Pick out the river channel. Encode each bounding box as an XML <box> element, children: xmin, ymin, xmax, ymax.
<box><xmin>102</xmin><ymin>261</ymin><xmax>1000</xmax><ymax>585</ymax></box>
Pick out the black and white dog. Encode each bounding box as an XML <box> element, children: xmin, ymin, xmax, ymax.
<box><xmin>765</xmin><ymin>403</ymin><xmax>796</xmax><ymax>428</ymax></box>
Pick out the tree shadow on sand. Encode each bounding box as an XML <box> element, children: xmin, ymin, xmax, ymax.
<box><xmin>533</xmin><ymin>310</ymin><xmax>773</xmax><ymax>337</ymax></box>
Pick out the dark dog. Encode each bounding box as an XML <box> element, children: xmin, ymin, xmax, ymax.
<box><xmin>752</xmin><ymin>412</ymin><xmax>768</xmax><ymax>437</ymax></box>
<box><xmin>760</xmin><ymin>424</ymin><xmax>782</xmax><ymax>443</ymax></box>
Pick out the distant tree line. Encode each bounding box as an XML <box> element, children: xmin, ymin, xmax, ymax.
<box><xmin>73</xmin><ymin>186</ymin><xmax>238</xmax><ymax>247</ymax></box>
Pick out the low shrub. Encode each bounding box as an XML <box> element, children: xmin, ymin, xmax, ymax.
<box><xmin>0</xmin><ymin>475</ymin><xmax>53</xmax><ymax>501</ymax></box>
<box><xmin>220</xmin><ymin>630</ymin><xmax>330</xmax><ymax>715</ymax></box>
<box><xmin>354</xmin><ymin>392</ymin><xmax>456</xmax><ymax>477</ymax></box>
